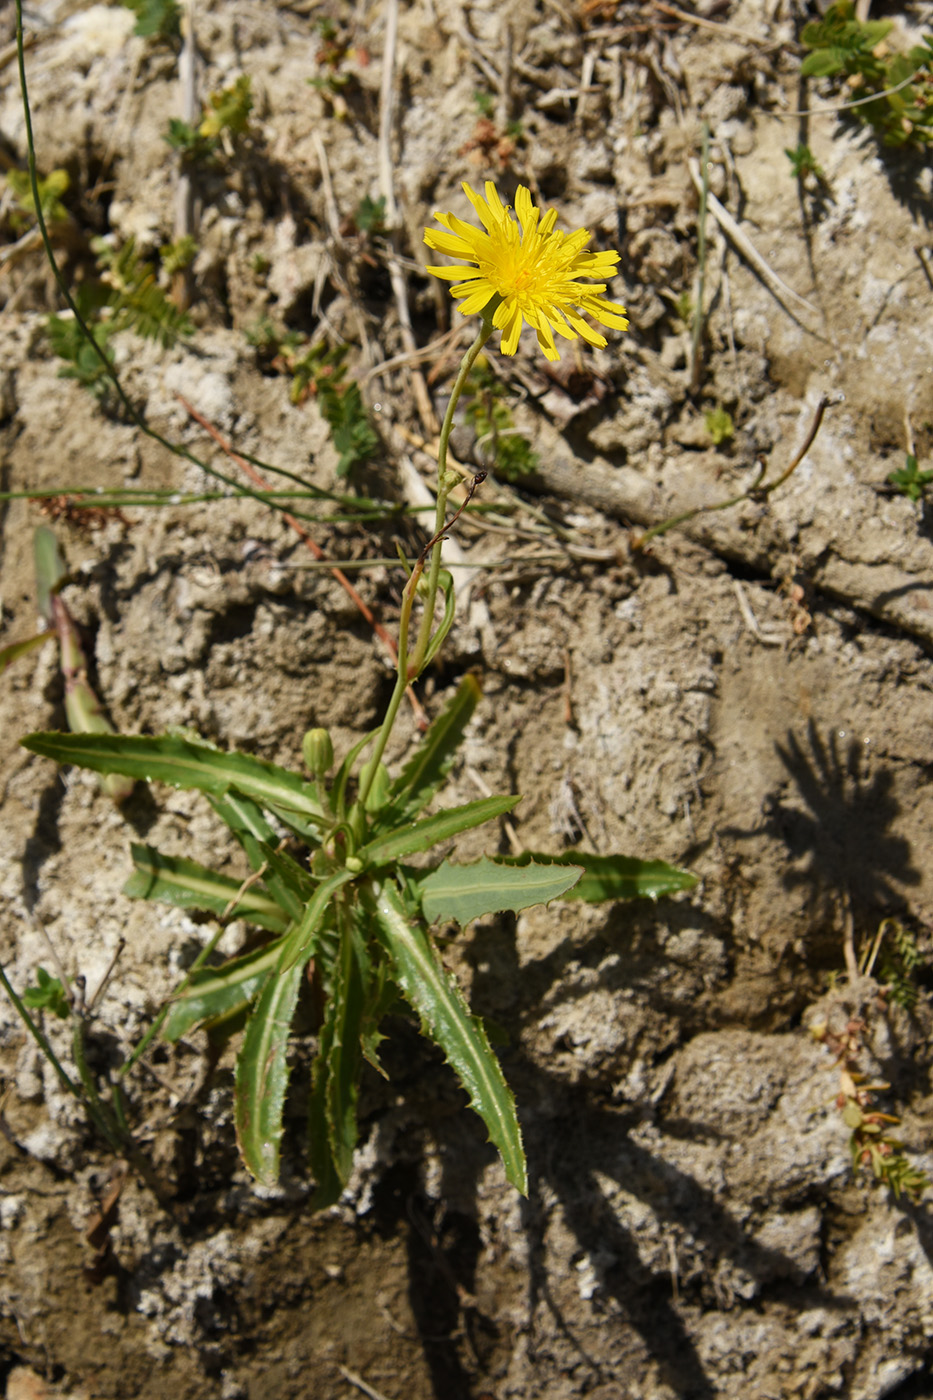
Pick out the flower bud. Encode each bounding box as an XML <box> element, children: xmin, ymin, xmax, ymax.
<box><xmin>302</xmin><ymin>727</ymin><xmax>334</xmax><ymax>777</ymax></box>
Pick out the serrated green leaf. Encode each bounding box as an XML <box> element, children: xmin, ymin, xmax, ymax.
<box><xmin>369</xmin><ymin>879</ymin><xmax>526</xmax><ymax>1195</ymax></box>
<box><xmin>277</xmin><ymin>867</ymin><xmax>357</xmax><ymax>972</ymax></box>
<box><xmin>357</xmin><ymin>794</ymin><xmax>520</xmax><ymax>867</ymax></box>
<box><xmin>324</xmin><ymin>923</ymin><xmax>367</xmax><ymax>1184</ymax></box>
<box><xmin>124</xmin><ymin>842</ymin><xmax>289</xmax><ymax>932</ymax></box>
<box><xmin>235</xmin><ymin>958</ymin><xmax>304</xmax><ymax>1185</ymax></box>
<box><xmin>387</xmin><ymin>673</ymin><xmax>482</xmax><ymax>822</ymax></box>
<box><xmin>21</xmin><ymin>731</ymin><xmax>325</xmax><ymax>823</ymax></box>
<box><xmin>418</xmin><ymin>855</ymin><xmax>582</xmax><ymax>925</ymax></box>
<box><xmin>162</xmin><ymin>941</ymin><xmax>282</xmax><ymax>1042</ymax></box>
<box><xmin>495</xmin><ymin>851</ymin><xmax>696</xmax><ymax>902</ymax></box>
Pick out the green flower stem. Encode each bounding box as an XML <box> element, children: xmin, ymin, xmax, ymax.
<box><xmin>357</xmin><ymin>320</ymin><xmax>493</xmax><ymax>810</ymax></box>
<box><xmin>408</xmin><ymin>321</ymin><xmax>494</xmax><ymax>677</ymax></box>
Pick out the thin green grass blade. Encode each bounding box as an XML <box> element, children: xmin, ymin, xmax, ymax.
<box><xmin>21</xmin><ymin>731</ymin><xmax>325</xmax><ymax>821</ymax></box>
<box><xmin>496</xmin><ymin>851</ymin><xmax>697</xmax><ymax>902</ymax></box>
<box><xmin>124</xmin><ymin>843</ymin><xmax>288</xmax><ymax>932</ymax></box>
<box><xmin>386</xmin><ymin>673</ymin><xmax>482</xmax><ymax>821</ymax></box>
<box><xmin>357</xmin><ymin>794</ymin><xmax>520</xmax><ymax>867</ymax></box>
<box><xmin>417</xmin><ymin>855</ymin><xmax>583</xmax><ymax>925</ymax></box>
<box><xmin>369</xmin><ymin>879</ymin><xmax>527</xmax><ymax>1195</ymax></box>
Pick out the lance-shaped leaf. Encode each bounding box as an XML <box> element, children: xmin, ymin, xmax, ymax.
<box><xmin>309</xmin><ymin>920</ymin><xmax>368</xmax><ymax>1206</ymax></box>
<box><xmin>0</xmin><ymin>631</ymin><xmax>54</xmax><ymax>675</ymax></box>
<box><xmin>21</xmin><ymin>731</ymin><xmax>325</xmax><ymax>821</ymax></box>
<box><xmin>208</xmin><ymin>791</ymin><xmax>309</xmax><ymax>921</ymax></box>
<box><xmin>386</xmin><ymin>673</ymin><xmax>482</xmax><ymax>822</ymax></box>
<box><xmin>162</xmin><ymin>940</ymin><xmax>282</xmax><ymax>1042</ymax></box>
<box><xmin>277</xmin><ymin>867</ymin><xmax>358</xmax><ymax>972</ymax></box>
<box><xmin>235</xmin><ymin>957</ymin><xmax>304</xmax><ymax>1185</ymax></box>
<box><xmin>417</xmin><ymin>855</ymin><xmax>583</xmax><ymax>926</ymax></box>
<box><xmin>369</xmin><ymin>879</ymin><xmax>527</xmax><ymax>1195</ymax></box>
<box><xmin>495</xmin><ymin>851</ymin><xmax>697</xmax><ymax>902</ymax></box>
<box><xmin>357</xmin><ymin>793</ymin><xmax>520</xmax><ymax>867</ymax></box>
<box><xmin>124</xmin><ymin>842</ymin><xmax>289</xmax><ymax>933</ymax></box>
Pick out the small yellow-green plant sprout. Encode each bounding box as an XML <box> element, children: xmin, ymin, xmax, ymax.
<box><xmin>5</xmin><ymin>167</ymin><xmax>70</xmax><ymax>233</ymax></box>
<box><xmin>705</xmin><ymin>406</ymin><xmax>735</xmax><ymax>447</ymax></box>
<box><xmin>424</xmin><ymin>180</ymin><xmax>628</xmax><ymax>362</ymax></box>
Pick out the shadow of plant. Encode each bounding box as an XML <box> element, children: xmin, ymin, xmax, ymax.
<box><xmin>767</xmin><ymin>720</ymin><xmax>920</xmax><ymax>922</ymax></box>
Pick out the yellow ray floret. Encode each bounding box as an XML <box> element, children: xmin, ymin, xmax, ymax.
<box><xmin>424</xmin><ymin>181</ymin><xmax>627</xmax><ymax>362</ymax></box>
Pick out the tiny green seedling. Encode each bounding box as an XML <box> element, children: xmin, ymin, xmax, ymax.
<box><xmin>887</xmin><ymin>453</ymin><xmax>933</xmax><ymax>503</ymax></box>
<box><xmin>785</xmin><ymin>144</ymin><xmax>826</xmax><ymax>184</ymax></box>
<box><xmin>166</xmin><ymin>75</ymin><xmax>253</xmax><ymax>163</ymax></box>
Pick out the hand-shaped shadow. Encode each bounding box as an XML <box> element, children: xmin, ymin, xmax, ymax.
<box><xmin>767</xmin><ymin>720</ymin><xmax>919</xmax><ymax>919</ymax></box>
<box><xmin>371</xmin><ymin>897</ymin><xmax>857</xmax><ymax>1400</ymax></box>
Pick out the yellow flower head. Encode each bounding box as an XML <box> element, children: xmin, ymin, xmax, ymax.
<box><xmin>424</xmin><ymin>181</ymin><xmax>627</xmax><ymax>363</ymax></box>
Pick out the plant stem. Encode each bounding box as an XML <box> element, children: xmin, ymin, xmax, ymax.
<box><xmin>408</xmin><ymin>321</ymin><xmax>493</xmax><ymax>675</ymax></box>
<box><xmin>357</xmin><ymin>320</ymin><xmax>493</xmax><ymax>808</ymax></box>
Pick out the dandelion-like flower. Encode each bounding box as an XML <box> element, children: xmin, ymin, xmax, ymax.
<box><xmin>424</xmin><ymin>181</ymin><xmax>627</xmax><ymax>362</ymax></box>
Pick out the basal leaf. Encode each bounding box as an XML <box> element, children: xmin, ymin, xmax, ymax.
<box><xmin>162</xmin><ymin>941</ymin><xmax>281</xmax><ymax>1042</ymax></box>
<box><xmin>124</xmin><ymin>843</ymin><xmax>289</xmax><ymax>932</ymax></box>
<box><xmin>277</xmin><ymin>867</ymin><xmax>357</xmax><ymax>972</ymax></box>
<box><xmin>418</xmin><ymin>855</ymin><xmax>583</xmax><ymax>925</ymax></box>
<box><xmin>21</xmin><ymin>731</ymin><xmax>325</xmax><ymax>822</ymax></box>
<box><xmin>235</xmin><ymin>958</ymin><xmax>304</xmax><ymax>1185</ymax></box>
<box><xmin>208</xmin><ymin>791</ymin><xmax>308</xmax><ymax>920</ymax></box>
<box><xmin>369</xmin><ymin>879</ymin><xmax>527</xmax><ymax>1195</ymax></box>
<box><xmin>496</xmin><ymin>851</ymin><xmax>697</xmax><ymax>903</ymax></box>
<box><xmin>323</xmin><ymin>922</ymin><xmax>367</xmax><ymax>1186</ymax></box>
<box><xmin>386</xmin><ymin>673</ymin><xmax>482</xmax><ymax>821</ymax></box>
<box><xmin>357</xmin><ymin>794</ymin><xmax>520</xmax><ymax>867</ymax></box>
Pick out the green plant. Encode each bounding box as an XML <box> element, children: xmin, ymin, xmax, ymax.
<box><xmin>44</xmin><ymin>237</ymin><xmax>192</xmax><ymax>397</ymax></box>
<box><xmin>253</xmin><ymin>336</ymin><xmax>380</xmax><ymax>480</ymax></box>
<box><xmin>353</xmin><ymin>194</ymin><xmax>386</xmax><ymax>235</ymax></box>
<box><xmin>8</xmin><ymin>174</ymin><xmax>701</xmax><ymax>1204</ymax></box>
<box><xmin>705</xmin><ymin>406</ymin><xmax>734</xmax><ymax>447</ymax></box>
<box><xmin>875</xmin><ymin>918</ymin><xmax>923</xmax><ymax>1010</ymax></box>
<box><xmin>160</xmin><ymin>234</ymin><xmax>197</xmax><ymax>277</ymax></box>
<box><xmin>463</xmin><ymin>358</ymin><xmax>539</xmax><ymax>481</ymax></box>
<box><xmin>800</xmin><ymin>2</ymin><xmax>933</xmax><ymax>149</ymax></box>
<box><xmin>308</xmin><ymin>18</ymin><xmax>367</xmax><ymax>117</ymax></box>
<box><xmin>473</xmin><ymin>90</ymin><xmax>495</xmax><ymax>118</ymax></box>
<box><xmin>166</xmin><ymin>75</ymin><xmax>253</xmax><ymax>163</ymax></box>
<box><xmin>887</xmin><ymin>453</ymin><xmax>933</xmax><ymax>502</ymax></box>
<box><xmin>22</xmin><ymin>683</ymin><xmax>694</xmax><ymax>1199</ymax></box>
<box><xmin>785</xmin><ymin>143</ymin><xmax>826</xmax><ymax>183</ymax></box>
<box><xmin>119</xmin><ymin>0</ymin><xmax>180</xmax><ymax>40</ymax></box>
<box><xmin>5</xmin><ymin>166</ymin><xmax>70</xmax><ymax>232</ymax></box>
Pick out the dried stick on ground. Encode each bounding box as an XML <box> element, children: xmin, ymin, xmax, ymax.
<box><xmin>687</xmin><ymin>158</ymin><xmax>824</xmax><ymax>338</ymax></box>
